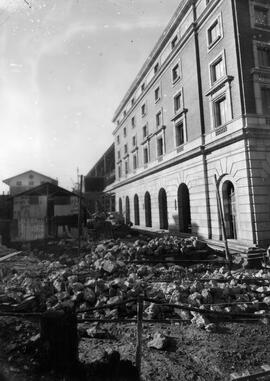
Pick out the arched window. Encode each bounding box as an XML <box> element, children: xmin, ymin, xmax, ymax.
<box><xmin>177</xmin><ymin>183</ymin><xmax>191</xmax><ymax>233</ymax></box>
<box><xmin>119</xmin><ymin>198</ymin><xmax>122</xmax><ymax>215</ymax></box>
<box><xmin>144</xmin><ymin>192</ymin><xmax>152</xmax><ymax>227</ymax></box>
<box><xmin>158</xmin><ymin>188</ymin><xmax>168</xmax><ymax>230</ymax></box>
<box><xmin>134</xmin><ymin>194</ymin><xmax>140</xmax><ymax>225</ymax></box>
<box><xmin>125</xmin><ymin>196</ymin><xmax>130</xmax><ymax>224</ymax></box>
<box><xmin>222</xmin><ymin>181</ymin><xmax>237</xmax><ymax>239</ymax></box>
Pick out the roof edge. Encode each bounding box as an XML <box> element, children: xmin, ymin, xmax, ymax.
<box><xmin>10</xmin><ymin>182</ymin><xmax>77</xmax><ymax>199</ymax></box>
<box><xmin>3</xmin><ymin>170</ymin><xmax>58</xmax><ymax>184</ymax></box>
<box><xmin>112</xmin><ymin>0</ymin><xmax>192</xmax><ymax>123</ymax></box>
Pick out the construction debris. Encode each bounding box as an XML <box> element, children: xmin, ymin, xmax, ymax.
<box><xmin>0</xmin><ymin>236</ymin><xmax>270</xmax><ymax>381</ymax></box>
<box><xmin>147</xmin><ymin>332</ymin><xmax>170</xmax><ymax>350</ymax></box>
<box><xmin>0</xmin><ymin>236</ymin><xmax>269</xmax><ymax>325</ymax></box>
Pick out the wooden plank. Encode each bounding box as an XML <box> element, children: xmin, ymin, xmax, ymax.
<box><xmin>261</xmin><ymin>365</ymin><xmax>270</xmax><ymax>371</ymax></box>
<box><xmin>230</xmin><ymin>368</ymin><xmax>270</xmax><ymax>380</ymax></box>
<box><xmin>0</xmin><ymin>251</ymin><xmax>22</xmax><ymax>262</ymax></box>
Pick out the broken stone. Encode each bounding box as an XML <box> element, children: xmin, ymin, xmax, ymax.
<box><xmin>147</xmin><ymin>332</ymin><xmax>169</xmax><ymax>350</ymax></box>
<box><xmin>61</xmin><ymin>300</ymin><xmax>75</xmax><ymax>310</ymax></box>
<box><xmin>83</xmin><ymin>288</ymin><xmax>96</xmax><ymax>304</ymax></box>
<box><xmin>205</xmin><ymin>323</ymin><xmax>217</xmax><ymax>333</ymax></box>
<box><xmin>53</xmin><ymin>279</ymin><xmax>64</xmax><ymax>293</ymax></box>
<box><xmin>174</xmin><ymin>309</ymin><xmax>191</xmax><ymax>320</ymax></box>
<box><xmin>86</xmin><ymin>326</ymin><xmax>113</xmax><ymax>339</ymax></box>
<box><xmin>191</xmin><ymin>313</ymin><xmax>210</xmax><ymax>329</ymax></box>
<box><xmin>144</xmin><ymin>303</ymin><xmax>160</xmax><ymax>319</ymax></box>
<box><xmin>190</xmin><ymin>281</ymin><xmax>203</xmax><ymax>293</ymax></box>
<box><xmin>71</xmin><ymin>282</ymin><xmax>84</xmax><ymax>293</ymax></box>
<box><xmin>103</xmin><ymin>260</ymin><xmax>117</xmax><ymax>274</ymax></box>
<box><xmin>201</xmin><ymin>289</ymin><xmax>213</xmax><ymax>304</ymax></box>
<box><xmin>188</xmin><ymin>292</ymin><xmax>202</xmax><ymax>306</ymax></box>
<box><xmin>263</xmin><ymin>296</ymin><xmax>270</xmax><ymax>306</ymax></box>
<box><xmin>107</xmin><ymin>296</ymin><xmax>122</xmax><ymax>305</ymax></box>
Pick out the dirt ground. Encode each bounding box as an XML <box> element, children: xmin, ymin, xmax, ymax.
<box><xmin>1</xmin><ymin>236</ymin><xmax>270</xmax><ymax>380</ymax></box>
<box><xmin>0</xmin><ymin>315</ymin><xmax>270</xmax><ymax>380</ymax></box>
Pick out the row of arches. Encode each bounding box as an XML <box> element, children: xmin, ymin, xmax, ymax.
<box><xmin>118</xmin><ymin>179</ymin><xmax>237</xmax><ymax>239</ymax></box>
<box><xmin>118</xmin><ymin>184</ymin><xmax>191</xmax><ymax>233</ymax></box>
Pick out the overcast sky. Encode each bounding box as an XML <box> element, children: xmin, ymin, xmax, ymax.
<box><xmin>0</xmin><ymin>0</ymin><xmax>180</xmax><ymax>193</ymax></box>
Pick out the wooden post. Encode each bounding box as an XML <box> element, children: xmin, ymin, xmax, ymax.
<box><xmin>214</xmin><ymin>175</ymin><xmax>232</xmax><ymax>270</ymax></box>
<box><xmin>40</xmin><ymin>310</ymin><xmax>78</xmax><ymax>374</ymax></box>
<box><xmin>77</xmin><ymin>174</ymin><xmax>83</xmax><ymax>256</ymax></box>
<box><xmin>136</xmin><ymin>296</ymin><xmax>143</xmax><ymax>377</ymax></box>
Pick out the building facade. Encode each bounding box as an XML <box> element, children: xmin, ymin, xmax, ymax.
<box><xmin>107</xmin><ymin>0</ymin><xmax>270</xmax><ymax>247</ymax></box>
<box><xmin>10</xmin><ymin>182</ymin><xmax>79</xmax><ymax>242</ymax></box>
<box><xmin>84</xmin><ymin>144</ymin><xmax>116</xmax><ymax>213</ymax></box>
<box><xmin>3</xmin><ymin>170</ymin><xmax>58</xmax><ymax>196</ymax></box>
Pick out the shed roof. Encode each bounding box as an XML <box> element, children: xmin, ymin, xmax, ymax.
<box><xmin>3</xmin><ymin>170</ymin><xmax>57</xmax><ymax>185</ymax></box>
<box><xmin>11</xmin><ymin>182</ymin><xmax>78</xmax><ymax>198</ymax></box>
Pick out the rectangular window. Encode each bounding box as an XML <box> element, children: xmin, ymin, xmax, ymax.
<box><xmin>141</xmin><ymin>103</ymin><xmax>146</xmax><ymax>117</ymax></box>
<box><xmin>123</xmin><ymin>127</ymin><xmax>127</xmax><ymax>137</ymax></box>
<box><xmin>262</xmin><ymin>87</ymin><xmax>270</xmax><ymax>115</ymax></box>
<box><xmin>29</xmin><ymin>181</ymin><xmax>34</xmax><ymax>186</ymax></box>
<box><xmin>210</xmin><ymin>56</ymin><xmax>225</xmax><ymax>83</ymax></box>
<box><xmin>155</xmin><ymin>87</ymin><xmax>160</xmax><ymax>102</ymax></box>
<box><xmin>141</xmin><ymin>83</ymin><xmax>145</xmax><ymax>92</ymax></box>
<box><xmin>133</xmin><ymin>155</ymin><xmax>137</xmax><ymax>170</ymax></box>
<box><xmin>174</xmin><ymin>92</ymin><xmax>182</xmax><ymax>113</ymax></box>
<box><xmin>123</xmin><ymin>110</ymin><xmax>127</xmax><ymax>117</ymax></box>
<box><xmin>16</xmin><ymin>181</ymin><xmax>22</xmax><ymax>186</ymax></box>
<box><xmin>124</xmin><ymin>144</ymin><xmax>128</xmax><ymax>154</ymax></box>
<box><xmin>171</xmin><ymin>35</ymin><xmax>178</xmax><ymax>49</ymax></box>
<box><xmin>117</xmin><ymin>135</ymin><xmax>120</xmax><ymax>144</ymax></box>
<box><xmin>142</xmin><ymin>125</ymin><xmax>148</xmax><ymax>138</ymax></box>
<box><xmin>118</xmin><ymin>165</ymin><xmax>121</xmax><ymax>178</ymax></box>
<box><xmin>132</xmin><ymin>135</ymin><xmax>136</xmax><ymax>147</ymax></box>
<box><xmin>172</xmin><ymin>63</ymin><xmax>180</xmax><ymax>83</ymax></box>
<box><xmin>154</xmin><ymin>63</ymin><xmax>159</xmax><ymax>74</ymax></box>
<box><xmin>125</xmin><ymin>161</ymin><xmax>129</xmax><ymax>175</ymax></box>
<box><xmin>143</xmin><ymin>146</ymin><xmax>149</xmax><ymax>164</ymax></box>
<box><xmin>157</xmin><ymin>136</ymin><xmax>164</xmax><ymax>156</ymax></box>
<box><xmin>208</xmin><ymin>18</ymin><xmax>221</xmax><ymax>47</ymax></box>
<box><xmin>254</xmin><ymin>6</ymin><xmax>268</xmax><ymax>26</ymax></box>
<box><xmin>215</xmin><ymin>96</ymin><xmax>227</xmax><ymax>127</ymax></box>
<box><xmin>156</xmin><ymin>111</ymin><xmax>162</xmax><ymax>128</ymax></box>
<box><xmin>258</xmin><ymin>46</ymin><xmax>270</xmax><ymax>67</ymax></box>
<box><xmin>175</xmin><ymin>121</ymin><xmax>185</xmax><ymax>146</ymax></box>
<box><xmin>117</xmin><ymin>150</ymin><xmax>121</xmax><ymax>160</ymax></box>
<box><xmin>131</xmin><ymin>97</ymin><xmax>135</xmax><ymax>106</ymax></box>
<box><xmin>131</xmin><ymin>116</ymin><xmax>136</xmax><ymax>128</ymax></box>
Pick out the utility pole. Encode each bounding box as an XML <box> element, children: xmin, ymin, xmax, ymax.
<box><xmin>77</xmin><ymin>175</ymin><xmax>83</xmax><ymax>256</ymax></box>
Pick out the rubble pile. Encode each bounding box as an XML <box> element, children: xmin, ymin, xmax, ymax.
<box><xmin>0</xmin><ymin>237</ymin><xmax>269</xmax><ymax>330</ymax></box>
<box><xmin>133</xmin><ymin>235</ymin><xmax>208</xmax><ymax>258</ymax></box>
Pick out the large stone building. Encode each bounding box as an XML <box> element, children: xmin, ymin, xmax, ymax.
<box><xmin>107</xmin><ymin>0</ymin><xmax>270</xmax><ymax>248</ymax></box>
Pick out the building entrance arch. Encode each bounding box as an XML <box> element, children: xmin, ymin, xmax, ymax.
<box><xmin>222</xmin><ymin>181</ymin><xmax>237</xmax><ymax>239</ymax></box>
<box><xmin>177</xmin><ymin>183</ymin><xmax>191</xmax><ymax>233</ymax></box>
<box><xmin>119</xmin><ymin>198</ymin><xmax>122</xmax><ymax>215</ymax></box>
<box><xmin>134</xmin><ymin>194</ymin><xmax>140</xmax><ymax>225</ymax></box>
<box><xmin>144</xmin><ymin>192</ymin><xmax>152</xmax><ymax>227</ymax></box>
<box><xmin>125</xmin><ymin>196</ymin><xmax>130</xmax><ymax>224</ymax></box>
<box><xmin>158</xmin><ymin>188</ymin><xmax>168</xmax><ymax>230</ymax></box>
